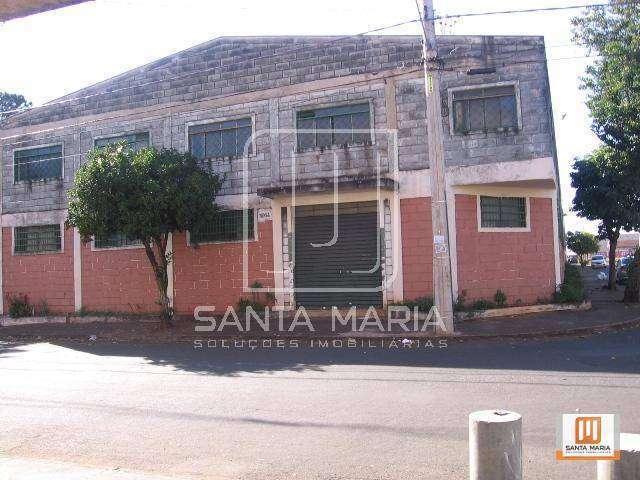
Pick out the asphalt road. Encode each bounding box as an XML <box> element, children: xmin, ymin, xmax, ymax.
<box><xmin>1</xmin><ymin>330</ymin><xmax>640</xmax><ymax>480</ymax></box>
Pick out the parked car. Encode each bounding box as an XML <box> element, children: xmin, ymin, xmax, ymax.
<box><xmin>616</xmin><ymin>256</ymin><xmax>634</xmax><ymax>285</ymax></box>
<box><xmin>591</xmin><ymin>255</ymin><xmax>606</xmax><ymax>269</ymax></box>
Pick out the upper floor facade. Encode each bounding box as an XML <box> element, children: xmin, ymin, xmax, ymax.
<box><xmin>0</xmin><ymin>35</ymin><xmax>557</xmax><ymax>215</ymax></box>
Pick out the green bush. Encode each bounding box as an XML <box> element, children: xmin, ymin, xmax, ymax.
<box><xmin>7</xmin><ymin>293</ymin><xmax>32</xmax><ymax>318</ymax></box>
<box><xmin>390</xmin><ymin>296</ymin><xmax>434</xmax><ymax>312</ymax></box>
<box><xmin>553</xmin><ymin>263</ymin><xmax>585</xmax><ymax>303</ymax></box>
<box><xmin>453</xmin><ymin>290</ymin><xmax>468</xmax><ymax>311</ymax></box>
<box><xmin>493</xmin><ymin>290</ymin><xmax>507</xmax><ymax>307</ymax></box>
<box><xmin>471</xmin><ymin>299</ymin><xmax>495</xmax><ymax>311</ymax></box>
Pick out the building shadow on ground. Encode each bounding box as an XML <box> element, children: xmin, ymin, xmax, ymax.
<box><xmin>14</xmin><ymin>327</ymin><xmax>638</xmax><ymax>378</ymax></box>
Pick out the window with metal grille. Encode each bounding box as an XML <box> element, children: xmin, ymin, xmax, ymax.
<box><xmin>188</xmin><ymin>118</ymin><xmax>252</xmax><ymax>160</ymax></box>
<box><xmin>480</xmin><ymin>196</ymin><xmax>527</xmax><ymax>228</ymax></box>
<box><xmin>14</xmin><ymin>224</ymin><xmax>62</xmax><ymax>254</ymax></box>
<box><xmin>452</xmin><ymin>85</ymin><xmax>518</xmax><ymax>134</ymax></box>
<box><xmin>94</xmin><ymin>232</ymin><xmax>142</xmax><ymax>249</ymax></box>
<box><xmin>95</xmin><ymin>132</ymin><xmax>149</xmax><ymax>152</ymax></box>
<box><xmin>296</xmin><ymin>103</ymin><xmax>372</xmax><ymax>150</ymax></box>
<box><xmin>190</xmin><ymin>209</ymin><xmax>255</xmax><ymax>243</ymax></box>
<box><xmin>14</xmin><ymin>145</ymin><xmax>63</xmax><ymax>183</ymax></box>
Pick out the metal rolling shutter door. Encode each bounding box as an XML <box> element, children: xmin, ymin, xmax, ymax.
<box><xmin>294</xmin><ymin>204</ymin><xmax>382</xmax><ymax>308</ymax></box>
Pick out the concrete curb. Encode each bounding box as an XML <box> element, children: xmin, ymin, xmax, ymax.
<box><xmin>455</xmin><ymin>301</ymin><xmax>592</xmax><ymax>322</ymax></box>
<box><xmin>2</xmin><ymin>315</ymin><xmax>640</xmax><ymax>344</ymax></box>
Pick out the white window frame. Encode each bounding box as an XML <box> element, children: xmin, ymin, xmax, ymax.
<box><xmin>12</xmin><ymin>222</ymin><xmax>65</xmax><ymax>255</ymax></box>
<box><xmin>185</xmin><ymin>114</ymin><xmax>257</xmax><ymax>161</ymax></box>
<box><xmin>12</xmin><ymin>142</ymin><xmax>64</xmax><ymax>185</ymax></box>
<box><xmin>476</xmin><ymin>195</ymin><xmax>531</xmax><ymax>233</ymax></box>
<box><xmin>293</xmin><ymin>98</ymin><xmax>376</xmax><ymax>153</ymax></box>
<box><xmin>186</xmin><ymin>208</ymin><xmax>258</xmax><ymax>246</ymax></box>
<box><xmin>448</xmin><ymin>81</ymin><xmax>522</xmax><ymax>136</ymax></box>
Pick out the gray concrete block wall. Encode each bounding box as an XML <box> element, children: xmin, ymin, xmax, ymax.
<box><xmin>277</xmin><ymin>82</ymin><xmax>389</xmax><ymax>184</ymax></box>
<box><xmin>0</xmin><ymin>35</ymin><xmax>555</xmax><ymax>215</ymax></box>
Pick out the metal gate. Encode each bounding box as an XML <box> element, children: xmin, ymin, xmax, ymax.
<box><xmin>293</xmin><ymin>202</ymin><xmax>383</xmax><ymax>308</ymax></box>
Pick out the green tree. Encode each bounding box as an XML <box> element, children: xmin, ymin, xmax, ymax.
<box><xmin>572</xmin><ymin>2</ymin><xmax>640</xmax><ymax>157</ymax></box>
<box><xmin>566</xmin><ymin>231</ymin><xmax>600</xmax><ymax>268</ymax></box>
<box><xmin>0</xmin><ymin>92</ymin><xmax>32</xmax><ymax>121</ymax></box>
<box><xmin>67</xmin><ymin>146</ymin><xmax>223</xmax><ymax>324</ymax></box>
<box><xmin>571</xmin><ymin>146</ymin><xmax>640</xmax><ymax>288</ymax></box>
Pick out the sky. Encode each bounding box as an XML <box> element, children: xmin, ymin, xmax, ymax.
<box><xmin>0</xmin><ymin>0</ymin><xmax>603</xmax><ymax>233</ymax></box>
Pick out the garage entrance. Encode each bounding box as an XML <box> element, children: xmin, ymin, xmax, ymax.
<box><xmin>293</xmin><ymin>201</ymin><xmax>383</xmax><ymax>308</ymax></box>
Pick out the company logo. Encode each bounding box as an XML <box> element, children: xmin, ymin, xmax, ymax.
<box><xmin>556</xmin><ymin>414</ymin><xmax>619</xmax><ymax>461</ymax></box>
<box><xmin>575</xmin><ymin>417</ymin><xmax>601</xmax><ymax>445</ymax></box>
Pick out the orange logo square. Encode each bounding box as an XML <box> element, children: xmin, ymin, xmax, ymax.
<box><xmin>575</xmin><ymin>416</ymin><xmax>602</xmax><ymax>445</ymax></box>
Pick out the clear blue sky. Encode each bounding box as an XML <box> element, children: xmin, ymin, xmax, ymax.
<box><xmin>0</xmin><ymin>0</ymin><xmax>603</xmax><ymax>233</ymax></box>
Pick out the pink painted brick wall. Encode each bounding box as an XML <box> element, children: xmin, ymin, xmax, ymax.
<box><xmin>455</xmin><ymin>194</ymin><xmax>556</xmax><ymax>305</ymax></box>
<box><xmin>2</xmin><ymin>226</ymin><xmax>75</xmax><ymax>314</ymax></box>
<box><xmin>400</xmin><ymin>197</ymin><xmax>434</xmax><ymax>301</ymax></box>
<box><xmin>81</xmin><ymin>243</ymin><xmax>159</xmax><ymax>314</ymax></box>
<box><xmin>172</xmin><ymin>220</ymin><xmax>275</xmax><ymax>316</ymax></box>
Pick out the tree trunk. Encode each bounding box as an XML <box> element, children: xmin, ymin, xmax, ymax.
<box><xmin>607</xmin><ymin>235</ymin><xmax>618</xmax><ymax>290</ymax></box>
<box><xmin>143</xmin><ymin>237</ymin><xmax>174</xmax><ymax>327</ymax></box>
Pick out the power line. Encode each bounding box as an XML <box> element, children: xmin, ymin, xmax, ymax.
<box><xmin>0</xmin><ymin>18</ymin><xmax>420</xmax><ymax>118</ymax></box>
<box><xmin>428</xmin><ymin>1</ymin><xmax>637</xmax><ymax>21</ymax></box>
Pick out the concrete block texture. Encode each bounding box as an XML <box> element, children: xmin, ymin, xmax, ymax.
<box><xmin>0</xmin><ymin>35</ymin><xmax>554</xmax><ymax>214</ymax></box>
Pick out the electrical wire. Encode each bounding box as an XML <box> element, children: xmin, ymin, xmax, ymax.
<box><xmin>428</xmin><ymin>1</ymin><xmax>638</xmax><ymax>21</ymax></box>
<box><xmin>0</xmin><ymin>18</ymin><xmax>420</xmax><ymax>117</ymax></box>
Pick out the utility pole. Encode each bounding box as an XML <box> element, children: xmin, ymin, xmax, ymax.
<box><xmin>418</xmin><ymin>0</ymin><xmax>454</xmax><ymax>334</ymax></box>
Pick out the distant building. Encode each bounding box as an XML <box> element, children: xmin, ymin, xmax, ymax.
<box><xmin>598</xmin><ymin>233</ymin><xmax>640</xmax><ymax>258</ymax></box>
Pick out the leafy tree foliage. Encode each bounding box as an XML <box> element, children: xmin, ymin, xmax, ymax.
<box><xmin>571</xmin><ymin>146</ymin><xmax>640</xmax><ymax>288</ymax></box>
<box><xmin>67</xmin><ymin>146</ymin><xmax>223</xmax><ymax>323</ymax></box>
<box><xmin>572</xmin><ymin>2</ymin><xmax>640</xmax><ymax>157</ymax></box>
<box><xmin>566</xmin><ymin>231</ymin><xmax>600</xmax><ymax>267</ymax></box>
<box><xmin>0</xmin><ymin>91</ymin><xmax>32</xmax><ymax>121</ymax></box>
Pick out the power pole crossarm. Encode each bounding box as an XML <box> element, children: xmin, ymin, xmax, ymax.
<box><xmin>419</xmin><ymin>0</ymin><xmax>455</xmax><ymax>334</ymax></box>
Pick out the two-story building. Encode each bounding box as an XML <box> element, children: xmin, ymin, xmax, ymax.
<box><xmin>0</xmin><ymin>35</ymin><xmax>564</xmax><ymax>316</ymax></box>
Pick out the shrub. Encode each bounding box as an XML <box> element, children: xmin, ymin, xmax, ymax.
<box><xmin>493</xmin><ymin>290</ymin><xmax>507</xmax><ymax>307</ymax></box>
<box><xmin>389</xmin><ymin>296</ymin><xmax>434</xmax><ymax>312</ymax></box>
<box><xmin>7</xmin><ymin>293</ymin><xmax>32</xmax><ymax>318</ymax></box>
<box><xmin>453</xmin><ymin>290</ymin><xmax>468</xmax><ymax>312</ymax></box>
<box><xmin>237</xmin><ymin>298</ymin><xmax>266</xmax><ymax>312</ymax></box>
<box><xmin>553</xmin><ymin>262</ymin><xmax>585</xmax><ymax>303</ymax></box>
<box><xmin>471</xmin><ymin>299</ymin><xmax>495</xmax><ymax>311</ymax></box>
<box><xmin>38</xmin><ymin>299</ymin><xmax>50</xmax><ymax>316</ymax></box>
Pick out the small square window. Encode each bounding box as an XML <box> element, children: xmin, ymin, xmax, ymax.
<box><xmin>480</xmin><ymin>196</ymin><xmax>527</xmax><ymax>229</ymax></box>
<box><xmin>95</xmin><ymin>132</ymin><xmax>149</xmax><ymax>152</ymax></box>
<box><xmin>452</xmin><ymin>85</ymin><xmax>519</xmax><ymax>134</ymax></box>
<box><xmin>14</xmin><ymin>145</ymin><xmax>63</xmax><ymax>183</ymax></box>
<box><xmin>190</xmin><ymin>209</ymin><xmax>255</xmax><ymax>243</ymax></box>
<box><xmin>296</xmin><ymin>103</ymin><xmax>372</xmax><ymax>150</ymax></box>
<box><xmin>189</xmin><ymin>118</ymin><xmax>252</xmax><ymax>160</ymax></box>
<box><xmin>94</xmin><ymin>232</ymin><xmax>142</xmax><ymax>249</ymax></box>
<box><xmin>14</xmin><ymin>224</ymin><xmax>62</xmax><ymax>254</ymax></box>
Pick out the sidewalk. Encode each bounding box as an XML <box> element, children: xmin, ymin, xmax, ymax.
<box><xmin>1</xmin><ymin>300</ymin><xmax>639</xmax><ymax>343</ymax></box>
<box><xmin>1</xmin><ymin>269</ymin><xmax>638</xmax><ymax>343</ymax></box>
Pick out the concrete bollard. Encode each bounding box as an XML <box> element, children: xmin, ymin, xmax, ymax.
<box><xmin>597</xmin><ymin>433</ymin><xmax>640</xmax><ymax>480</ymax></box>
<box><xmin>469</xmin><ymin>410</ymin><xmax>522</xmax><ymax>480</ymax></box>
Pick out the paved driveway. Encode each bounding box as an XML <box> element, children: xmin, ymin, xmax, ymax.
<box><xmin>1</xmin><ymin>330</ymin><xmax>640</xmax><ymax>479</ymax></box>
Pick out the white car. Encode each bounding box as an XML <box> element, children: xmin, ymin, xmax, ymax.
<box><xmin>591</xmin><ymin>255</ymin><xmax>606</xmax><ymax>269</ymax></box>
